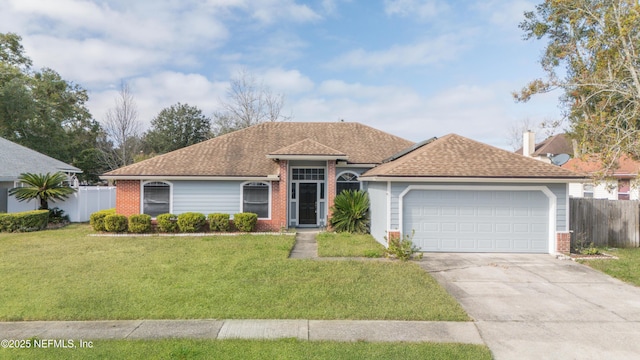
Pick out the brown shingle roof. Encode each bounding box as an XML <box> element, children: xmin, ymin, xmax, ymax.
<box><xmin>269</xmin><ymin>138</ymin><xmax>347</xmax><ymax>157</ymax></box>
<box><xmin>362</xmin><ymin>134</ymin><xmax>585</xmax><ymax>179</ymax></box>
<box><xmin>103</xmin><ymin>122</ymin><xmax>413</xmax><ymax>178</ymax></box>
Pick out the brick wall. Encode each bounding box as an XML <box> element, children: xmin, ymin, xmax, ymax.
<box><xmin>556</xmin><ymin>232</ymin><xmax>571</xmax><ymax>254</ymax></box>
<box><xmin>255</xmin><ymin>160</ymin><xmax>288</xmax><ymax>232</ymax></box>
<box><xmin>116</xmin><ymin>180</ymin><xmax>140</xmax><ymax>216</ymax></box>
<box><xmin>327</xmin><ymin>160</ymin><xmax>336</xmax><ymax>220</ymax></box>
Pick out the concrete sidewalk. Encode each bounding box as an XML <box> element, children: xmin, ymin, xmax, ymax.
<box><xmin>0</xmin><ymin>319</ymin><xmax>483</xmax><ymax>344</ymax></box>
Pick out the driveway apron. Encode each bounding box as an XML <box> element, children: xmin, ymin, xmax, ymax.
<box><xmin>419</xmin><ymin>253</ymin><xmax>640</xmax><ymax>360</ymax></box>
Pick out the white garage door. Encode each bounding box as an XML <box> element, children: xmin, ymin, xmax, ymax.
<box><xmin>402</xmin><ymin>189</ymin><xmax>549</xmax><ymax>253</ymax></box>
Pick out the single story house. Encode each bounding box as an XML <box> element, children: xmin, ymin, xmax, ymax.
<box><xmin>563</xmin><ymin>155</ymin><xmax>640</xmax><ymax>200</ymax></box>
<box><xmin>102</xmin><ymin>122</ymin><xmax>585</xmax><ymax>254</ymax></box>
<box><xmin>0</xmin><ymin>136</ymin><xmax>81</xmax><ymax>213</ymax></box>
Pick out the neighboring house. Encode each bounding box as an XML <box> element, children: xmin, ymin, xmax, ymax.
<box><xmin>562</xmin><ymin>155</ymin><xmax>640</xmax><ymax>200</ymax></box>
<box><xmin>102</xmin><ymin>122</ymin><xmax>584</xmax><ymax>254</ymax></box>
<box><xmin>0</xmin><ymin>136</ymin><xmax>81</xmax><ymax>213</ymax></box>
<box><xmin>516</xmin><ymin>132</ymin><xmax>574</xmax><ymax>163</ymax></box>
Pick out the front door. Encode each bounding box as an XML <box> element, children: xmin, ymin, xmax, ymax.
<box><xmin>299</xmin><ymin>183</ymin><xmax>317</xmax><ymax>225</ymax></box>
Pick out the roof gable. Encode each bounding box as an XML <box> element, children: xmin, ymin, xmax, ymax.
<box><xmin>362</xmin><ymin>134</ymin><xmax>584</xmax><ymax>179</ymax></box>
<box><xmin>0</xmin><ymin>137</ymin><xmax>81</xmax><ymax>181</ymax></box>
<box><xmin>269</xmin><ymin>138</ymin><xmax>347</xmax><ymax>157</ymax></box>
<box><xmin>103</xmin><ymin>122</ymin><xmax>413</xmax><ymax>178</ymax></box>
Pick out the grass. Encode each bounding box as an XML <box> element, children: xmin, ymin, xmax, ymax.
<box><xmin>0</xmin><ymin>339</ymin><xmax>492</xmax><ymax>360</ymax></box>
<box><xmin>579</xmin><ymin>248</ymin><xmax>640</xmax><ymax>286</ymax></box>
<box><xmin>317</xmin><ymin>232</ymin><xmax>385</xmax><ymax>257</ymax></box>
<box><xmin>0</xmin><ymin>224</ymin><xmax>467</xmax><ymax>321</ymax></box>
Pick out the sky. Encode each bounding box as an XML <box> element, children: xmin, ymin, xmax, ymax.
<box><xmin>0</xmin><ymin>0</ymin><xmax>562</xmax><ymax>150</ymax></box>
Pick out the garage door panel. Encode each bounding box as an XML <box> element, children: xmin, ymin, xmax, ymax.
<box><xmin>403</xmin><ymin>189</ymin><xmax>549</xmax><ymax>253</ymax></box>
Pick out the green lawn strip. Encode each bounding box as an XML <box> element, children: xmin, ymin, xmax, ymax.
<box><xmin>0</xmin><ymin>225</ymin><xmax>467</xmax><ymax>321</ymax></box>
<box><xmin>579</xmin><ymin>248</ymin><xmax>640</xmax><ymax>287</ymax></box>
<box><xmin>0</xmin><ymin>339</ymin><xmax>492</xmax><ymax>360</ymax></box>
<box><xmin>317</xmin><ymin>232</ymin><xmax>385</xmax><ymax>257</ymax></box>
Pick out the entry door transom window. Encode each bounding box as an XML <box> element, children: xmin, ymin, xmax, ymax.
<box><xmin>292</xmin><ymin>168</ymin><xmax>325</xmax><ymax>180</ymax></box>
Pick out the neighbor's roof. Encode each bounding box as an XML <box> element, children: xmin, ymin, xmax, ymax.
<box><xmin>0</xmin><ymin>136</ymin><xmax>81</xmax><ymax>181</ymax></box>
<box><xmin>562</xmin><ymin>155</ymin><xmax>640</xmax><ymax>178</ymax></box>
<box><xmin>362</xmin><ymin>134</ymin><xmax>585</xmax><ymax>179</ymax></box>
<box><xmin>103</xmin><ymin>122</ymin><xmax>413</xmax><ymax>178</ymax></box>
<box><xmin>516</xmin><ymin>133</ymin><xmax>574</xmax><ymax>157</ymax></box>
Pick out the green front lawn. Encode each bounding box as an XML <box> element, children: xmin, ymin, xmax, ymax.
<box><xmin>579</xmin><ymin>248</ymin><xmax>640</xmax><ymax>286</ymax></box>
<box><xmin>0</xmin><ymin>339</ymin><xmax>492</xmax><ymax>360</ymax></box>
<box><xmin>317</xmin><ymin>232</ymin><xmax>385</xmax><ymax>257</ymax></box>
<box><xmin>0</xmin><ymin>225</ymin><xmax>467</xmax><ymax>321</ymax></box>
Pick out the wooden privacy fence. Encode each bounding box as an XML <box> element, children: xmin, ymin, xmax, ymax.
<box><xmin>570</xmin><ymin>198</ymin><xmax>640</xmax><ymax>248</ymax></box>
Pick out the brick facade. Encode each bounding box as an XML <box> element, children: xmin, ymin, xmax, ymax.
<box><xmin>255</xmin><ymin>160</ymin><xmax>288</xmax><ymax>232</ymax></box>
<box><xmin>116</xmin><ymin>180</ymin><xmax>141</xmax><ymax>216</ymax></box>
<box><xmin>556</xmin><ymin>232</ymin><xmax>571</xmax><ymax>254</ymax></box>
<box><xmin>387</xmin><ymin>230</ymin><xmax>401</xmax><ymax>245</ymax></box>
<box><xmin>327</xmin><ymin>160</ymin><xmax>337</xmax><ymax>221</ymax></box>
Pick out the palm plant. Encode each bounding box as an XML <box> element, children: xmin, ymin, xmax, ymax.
<box><xmin>9</xmin><ymin>172</ymin><xmax>76</xmax><ymax>210</ymax></box>
<box><xmin>329</xmin><ymin>189</ymin><xmax>370</xmax><ymax>234</ymax></box>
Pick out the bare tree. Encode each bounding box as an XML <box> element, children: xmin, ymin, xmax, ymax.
<box><xmin>505</xmin><ymin>117</ymin><xmax>562</xmax><ymax>151</ymax></box>
<box><xmin>100</xmin><ymin>82</ymin><xmax>142</xmax><ymax>169</ymax></box>
<box><xmin>212</xmin><ymin>69</ymin><xmax>290</xmax><ymax>136</ymax></box>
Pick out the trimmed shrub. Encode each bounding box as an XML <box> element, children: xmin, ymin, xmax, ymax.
<box><xmin>90</xmin><ymin>208</ymin><xmax>116</xmax><ymax>231</ymax></box>
<box><xmin>177</xmin><ymin>212</ymin><xmax>206</xmax><ymax>233</ymax></box>
<box><xmin>233</xmin><ymin>212</ymin><xmax>258</xmax><ymax>232</ymax></box>
<box><xmin>104</xmin><ymin>214</ymin><xmax>128</xmax><ymax>233</ymax></box>
<box><xmin>156</xmin><ymin>213</ymin><xmax>179</xmax><ymax>233</ymax></box>
<box><xmin>208</xmin><ymin>213</ymin><xmax>230</xmax><ymax>232</ymax></box>
<box><xmin>329</xmin><ymin>190</ymin><xmax>370</xmax><ymax>234</ymax></box>
<box><xmin>48</xmin><ymin>207</ymin><xmax>69</xmax><ymax>224</ymax></box>
<box><xmin>128</xmin><ymin>214</ymin><xmax>152</xmax><ymax>233</ymax></box>
<box><xmin>0</xmin><ymin>210</ymin><xmax>49</xmax><ymax>232</ymax></box>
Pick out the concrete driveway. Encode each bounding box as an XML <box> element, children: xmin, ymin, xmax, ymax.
<box><xmin>419</xmin><ymin>253</ymin><xmax>640</xmax><ymax>360</ymax></box>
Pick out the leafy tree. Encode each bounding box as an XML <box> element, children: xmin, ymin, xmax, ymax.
<box><xmin>212</xmin><ymin>69</ymin><xmax>291</xmax><ymax>136</ymax></box>
<box><xmin>0</xmin><ymin>32</ymin><xmax>106</xmax><ymax>177</ymax></box>
<box><xmin>0</xmin><ymin>32</ymin><xmax>32</xmax><ymax>70</ymax></box>
<box><xmin>515</xmin><ymin>0</ymin><xmax>640</xmax><ymax>173</ymax></box>
<box><xmin>9</xmin><ymin>172</ymin><xmax>77</xmax><ymax>210</ymax></box>
<box><xmin>329</xmin><ymin>190</ymin><xmax>370</xmax><ymax>234</ymax></box>
<box><xmin>144</xmin><ymin>103</ymin><xmax>211</xmax><ymax>154</ymax></box>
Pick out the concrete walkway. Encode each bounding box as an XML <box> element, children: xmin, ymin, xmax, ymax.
<box><xmin>0</xmin><ymin>319</ymin><xmax>483</xmax><ymax>344</ymax></box>
<box><xmin>288</xmin><ymin>229</ymin><xmax>319</xmax><ymax>259</ymax></box>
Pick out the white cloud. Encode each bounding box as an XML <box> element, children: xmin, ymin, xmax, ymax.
<box><xmin>471</xmin><ymin>0</ymin><xmax>535</xmax><ymax>32</ymax></box>
<box><xmin>89</xmin><ymin>72</ymin><xmax>228</xmax><ymax>130</ymax></box>
<box><xmin>329</xmin><ymin>32</ymin><xmax>471</xmax><ymax>70</ymax></box>
<box><xmin>23</xmin><ymin>36</ymin><xmax>164</xmax><ymax>85</ymax></box>
<box><xmin>262</xmin><ymin>68</ymin><xmax>315</xmax><ymax>94</ymax></box>
<box><xmin>384</xmin><ymin>0</ymin><xmax>449</xmax><ymax>20</ymax></box>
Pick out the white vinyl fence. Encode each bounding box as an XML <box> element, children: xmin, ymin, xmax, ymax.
<box><xmin>8</xmin><ymin>186</ymin><xmax>116</xmax><ymax>222</ymax></box>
